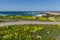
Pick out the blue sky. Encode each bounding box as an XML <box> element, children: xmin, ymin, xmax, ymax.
<box><xmin>0</xmin><ymin>0</ymin><xmax>60</xmax><ymax>11</ymax></box>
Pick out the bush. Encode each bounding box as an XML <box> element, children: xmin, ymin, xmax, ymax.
<box><xmin>0</xmin><ymin>24</ymin><xmax>59</xmax><ymax>40</ymax></box>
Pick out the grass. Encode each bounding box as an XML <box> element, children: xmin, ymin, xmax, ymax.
<box><xmin>0</xmin><ymin>24</ymin><xmax>60</xmax><ymax>40</ymax></box>
<box><xmin>0</xmin><ymin>16</ymin><xmax>56</xmax><ymax>22</ymax></box>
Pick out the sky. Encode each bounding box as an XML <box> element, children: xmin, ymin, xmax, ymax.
<box><xmin>0</xmin><ymin>0</ymin><xmax>60</xmax><ymax>11</ymax></box>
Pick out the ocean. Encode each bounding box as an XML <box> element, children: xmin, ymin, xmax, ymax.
<box><xmin>0</xmin><ymin>11</ymin><xmax>43</xmax><ymax>16</ymax></box>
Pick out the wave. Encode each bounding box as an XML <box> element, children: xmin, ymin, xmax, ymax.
<box><xmin>0</xmin><ymin>13</ymin><xmax>7</xmax><ymax>16</ymax></box>
<box><xmin>35</xmin><ymin>14</ymin><xmax>43</xmax><ymax>16</ymax></box>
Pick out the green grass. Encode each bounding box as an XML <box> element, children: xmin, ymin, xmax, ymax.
<box><xmin>0</xmin><ymin>24</ymin><xmax>60</xmax><ymax>40</ymax></box>
<box><xmin>0</xmin><ymin>20</ymin><xmax>5</xmax><ymax>23</ymax></box>
<box><xmin>0</xmin><ymin>16</ymin><xmax>56</xmax><ymax>22</ymax></box>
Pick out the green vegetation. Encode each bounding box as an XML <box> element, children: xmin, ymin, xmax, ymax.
<box><xmin>0</xmin><ymin>16</ymin><xmax>56</xmax><ymax>22</ymax></box>
<box><xmin>0</xmin><ymin>24</ymin><xmax>60</xmax><ymax>40</ymax></box>
<box><xmin>0</xmin><ymin>20</ymin><xmax>5</xmax><ymax>23</ymax></box>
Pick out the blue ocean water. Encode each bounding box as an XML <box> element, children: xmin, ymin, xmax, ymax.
<box><xmin>0</xmin><ymin>11</ymin><xmax>42</xmax><ymax>16</ymax></box>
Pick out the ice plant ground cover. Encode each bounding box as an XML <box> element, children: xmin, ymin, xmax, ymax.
<box><xmin>0</xmin><ymin>24</ymin><xmax>60</xmax><ymax>40</ymax></box>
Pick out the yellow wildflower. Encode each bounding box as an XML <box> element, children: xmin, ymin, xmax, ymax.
<box><xmin>10</xmin><ymin>16</ymin><xmax>13</xmax><ymax>19</ymax></box>
<box><xmin>3</xmin><ymin>35</ymin><xmax>10</xmax><ymax>39</ymax></box>
<box><xmin>24</xmin><ymin>26</ymin><xmax>30</xmax><ymax>31</ymax></box>
<box><xmin>33</xmin><ymin>27</ymin><xmax>38</xmax><ymax>32</ymax></box>
<box><xmin>38</xmin><ymin>27</ymin><xmax>43</xmax><ymax>30</ymax></box>
<box><xmin>15</xmin><ymin>33</ymin><xmax>18</xmax><ymax>36</ymax></box>
<box><xmin>48</xmin><ymin>18</ymin><xmax>56</xmax><ymax>22</ymax></box>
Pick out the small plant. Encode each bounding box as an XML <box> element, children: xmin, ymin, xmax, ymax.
<box><xmin>0</xmin><ymin>24</ymin><xmax>59</xmax><ymax>40</ymax></box>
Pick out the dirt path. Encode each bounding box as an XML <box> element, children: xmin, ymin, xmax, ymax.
<box><xmin>0</xmin><ymin>21</ymin><xmax>60</xmax><ymax>27</ymax></box>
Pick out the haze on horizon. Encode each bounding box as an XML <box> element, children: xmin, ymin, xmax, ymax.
<box><xmin>0</xmin><ymin>0</ymin><xmax>60</xmax><ymax>11</ymax></box>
